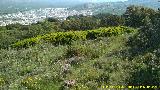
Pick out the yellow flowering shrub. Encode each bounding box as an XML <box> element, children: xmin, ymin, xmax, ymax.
<box><xmin>12</xmin><ymin>26</ymin><xmax>135</xmax><ymax>48</ymax></box>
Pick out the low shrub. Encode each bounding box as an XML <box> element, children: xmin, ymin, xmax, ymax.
<box><xmin>12</xmin><ymin>26</ymin><xmax>135</xmax><ymax>48</ymax></box>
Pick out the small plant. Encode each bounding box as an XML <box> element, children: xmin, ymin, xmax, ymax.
<box><xmin>21</xmin><ymin>76</ymin><xmax>41</xmax><ymax>90</ymax></box>
<box><xmin>0</xmin><ymin>77</ymin><xmax>6</xmax><ymax>87</ymax></box>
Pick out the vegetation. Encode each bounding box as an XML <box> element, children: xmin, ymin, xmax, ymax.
<box><xmin>12</xmin><ymin>26</ymin><xmax>134</xmax><ymax>48</ymax></box>
<box><xmin>0</xmin><ymin>5</ymin><xmax>160</xmax><ymax>90</ymax></box>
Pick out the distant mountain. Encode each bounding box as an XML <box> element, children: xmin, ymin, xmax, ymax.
<box><xmin>127</xmin><ymin>0</ymin><xmax>160</xmax><ymax>9</ymax></box>
<box><xmin>0</xmin><ymin>0</ymin><xmax>86</xmax><ymax>14</ymax></box>
<box><xmin>0</xmin><ymin>0</ymin><xmax>159</xmax><ymax>15</ymax></box>
<box><xmin>69</xmin><ymin>2</ymin><xmax>127</xmax><ymax>15</ymax></box>
<box><xmin>69</xmin><ymin>0</ymin><xmax>160</xmax><ymax>15</ymax></box>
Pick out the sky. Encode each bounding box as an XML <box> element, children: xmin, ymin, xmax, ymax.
<box><xmin>3</xmin><ymin>0</ymin><xmax>128</xmax><ymax>2</ymax></box>
<box><xmin>84</xmin><ymin>0</ymin><xmax>128</xmax><ymax>2</ymax></box>
<box><xmin>48</xmin><ymin>0</ymin><xmax>128</xmax><ymax>3</ymax></box>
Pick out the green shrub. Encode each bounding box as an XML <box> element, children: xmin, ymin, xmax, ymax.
<box><xmin>61</xmin><ymin>16</ymin><xmax>100</xmax><ymax>31</ymax></box>
<box><xmin>12</xmin><ymin>26</ymin><xmax>135</xmax><ymax>48</ymax></box>
<box><xmin>0</xmin><ymin>31</ymin><xmax>18</xmax><ymax>49</ymax></box>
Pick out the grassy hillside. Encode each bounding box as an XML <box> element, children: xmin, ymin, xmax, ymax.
<box><xmin>0</xmin><ymin>28</ymin><xmax>138</xmax><ymax>89</ymax></box>
<box><xmin>2</xmin><ymin>25</ymin><xmax>159</xmax><ymax>90</ymax></box>
<box><xmin>1</xmin><ymin>26</ymin><xmax>160</xmax><ymax>90</ymax></box>
<box><xmin>0</xmin><ymin>5</ymin><xmax>160</xmax><ymax>90</ymax></box>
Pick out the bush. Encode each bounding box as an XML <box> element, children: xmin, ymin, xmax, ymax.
<box><xmin>123</xmin><ymin>5</ymin><xmax>156</xmax><ymax>28</ymax></box>
<box><xmin>61</xmin><ymin>16</ymin><xmax>100</xmax><ymax>31</ymax></box>
<box><xmin>6</xmin><ymin>23</ymin><xmax>22</xmax><ymax>30</ymax></box>
<box><xmin>0</xmin><ymin>31</ymin><xmax>18</xmax><ymax>49</ymax></box>
<box><xmin>12</xmin><ymin>26</ymin><xmax>135</xmax><ymax>48</ymax></box>
<box><xmin>96</xmin><ymin>13</ymin><xmax>125</xmax><ymax>27</ymax></box>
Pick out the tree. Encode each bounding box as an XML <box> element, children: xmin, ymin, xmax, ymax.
<box><xmin>61</xmin><ymin>15</ymin><xmax>100</xmax><ymax>31</ymax></box>
<box><xmin>0</xmin><ymin>26</ymin><xmax>7</xmax><ymax>31</ymax></box>
<box><xmin>94</xmin><ymin>13</ymin><xmax>125</xmax><ymax>27</ymax></box>
<box><xmin>47</xmin><ymin>18</ymin><xmax>60</xmax><ymax>22</ymax></box>
<box><xmin>128</xmin><ymin>7</ymin><xmax>160</xmax><ymax>54</ymax></box>
<box><xmin>6</xmin><ymin>23</ymin><xmax>22</xmax><ymax>30</ymax></box>
<box><xmin>123</xmin><ymin>5</ymin><xmax>156</xmax><ymax>28</ymax></box>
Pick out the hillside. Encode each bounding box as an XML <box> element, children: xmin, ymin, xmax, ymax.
<box><xmin>0</xmin><ymin>0</ymin><xmax>85</xmax><ymax>14</ymax></box>
<box><xmin>69</xmin><ymin>0</ymin><xmax>160</xmax><ymax>15</ymax></box>
<box><xmin>1</xmin><ymin>26</ymin><xmax>139</xmax><ymax>89</ymax></box>
<box><xmin>0</xmin><ymin>5</ymin><xmax>160</xmax><ymax>90</ymax></box>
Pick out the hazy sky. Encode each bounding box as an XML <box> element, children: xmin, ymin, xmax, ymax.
<box><xmin>4</xmin><ymin>0</ymin><xmax>128</xmax><ymax>2</ymax></box>
<box><xmin>85</xmin><ymin>0</ymin><xmax>128</xmax><ymax>2</ymax></box>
